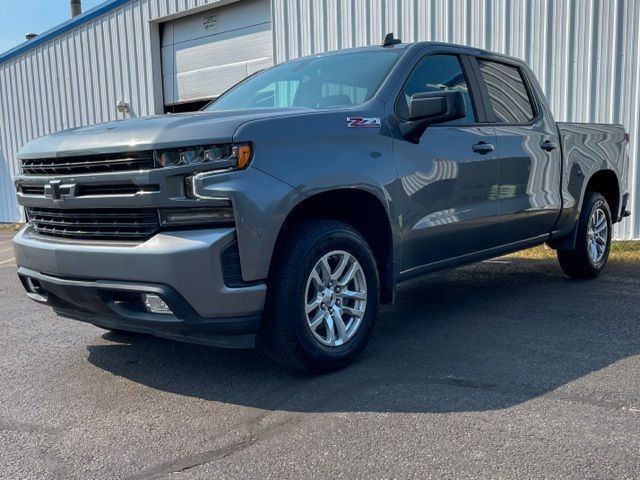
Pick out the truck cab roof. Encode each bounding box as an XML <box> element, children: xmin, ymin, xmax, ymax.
<box><xmin>306</xmin><ymin>40</ymin><xmax>526</xmax><ymax>67</ymax></box>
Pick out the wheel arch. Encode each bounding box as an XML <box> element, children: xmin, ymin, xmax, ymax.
<box><xmin>584</xmin><ymin>169</ymin><xmax>620</xmax><ymax>222</ymax></box>
<box><xmin>550</xmin><ymin>169</ymin><xmax>620</xmax><ymax>250</ymax></box>
<box><xmin>271</xmin><ymin>188</ymin><xmax>397</xmax><ymax>304</ymax></box>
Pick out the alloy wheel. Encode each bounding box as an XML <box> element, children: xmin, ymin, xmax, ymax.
<box><xmin>587</xmin><ymin>206</ymin><xmax>608</xmax><ymax>264</ymax></box>
<box><xmin>304</xmin><ymin>250</ymin><xmax>367</xmax><ymax>347</ymax></box>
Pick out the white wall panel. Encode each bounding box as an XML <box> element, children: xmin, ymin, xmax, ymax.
<box><xmin>273</xmin><ymin>0</ymin><xmax>640</xmax><ymax>239</ymax></box>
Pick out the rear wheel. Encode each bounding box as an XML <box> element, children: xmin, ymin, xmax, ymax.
<box><xmin>261</xmin><ymin>220</ymin><xmax>380</xmax><ymax>372</ymax></box>
<box><xmin>557</xmin><ymin>192</ymin><xmax>612</xmax><ymax>279</ymax></box>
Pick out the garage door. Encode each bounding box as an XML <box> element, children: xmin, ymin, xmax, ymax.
<box><xmin>161</xmin><ymin>0</ymin><xmax>273</xmax><ymax>106</ymax></box>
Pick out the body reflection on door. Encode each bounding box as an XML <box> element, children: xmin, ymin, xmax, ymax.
<box><xmin>493</xmin><ymin>123</ymin><xmax>562</xmax><ymax>243</ymax></box>
<box><xmin>397</xmin><ymin>126</ymin><xmax>499</xmax><ymax>271</ymax></box>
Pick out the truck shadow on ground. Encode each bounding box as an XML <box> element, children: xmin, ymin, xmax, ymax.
<box><xmin>87</xmin><ymin>259</ymin><xmax>639</xmax><ymax>414</ymax></box>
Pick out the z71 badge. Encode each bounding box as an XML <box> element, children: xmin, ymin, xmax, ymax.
<box><xmin>347</xmin><ymin>117</ymin><xmax>381</xmax><ymax>128</ymax></box>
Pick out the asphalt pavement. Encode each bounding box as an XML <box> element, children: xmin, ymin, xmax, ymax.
<box><xmin>1</xmin><ymin>232</ymin><xmax>639</xmax><ymax>479</ymax></box>
<box><xmin>0</xmin><ymin>234</ymin><xmax>16</xmax><ymax>269</ymax></box>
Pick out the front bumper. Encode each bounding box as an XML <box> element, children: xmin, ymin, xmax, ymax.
<box><xmin>13</xmin><ymin>225</ymin><xmax>266</xmax><ymax>348</ymax></box>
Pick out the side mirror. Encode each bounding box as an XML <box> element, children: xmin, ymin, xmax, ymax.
<box><xmin>400</xmin><ymin>91</ymin><xmax>467</xmax><ymax>143</ymax></box>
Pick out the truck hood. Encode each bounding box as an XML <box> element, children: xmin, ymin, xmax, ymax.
<box><xmin>18</xmin><ymin>108</ymin><xmax>310</xmax><ymax>159</ymax></box>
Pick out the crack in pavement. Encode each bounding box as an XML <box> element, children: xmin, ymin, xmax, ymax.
<box><xmin>122</xmin><ymin>373</ymin><xmax>639</xmax><ymax>479</ymax></box>
<box><xmin>124</xmin><ymin>412</ymin><xmax>307</xmax><ymax>480</ymax></box>
<box><xmin>124</xmin><ymin>378</ymin><xmax>316</xmax><ymax>479</ymax></box>
<box><xmin>0</xmin><ymin>419</ymin><xmax>64</xmax><ymax>436</ymax></box>
<box><xmin>419</xmin><ymin>375</ymin><xmax>640</xmax><ymax>412</ymax></box>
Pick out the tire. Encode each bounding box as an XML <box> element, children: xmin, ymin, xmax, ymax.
<box><xmin>557</xmin><ymin>192</ymin><xmax>612</xmax><ymax>279</ymax></box>
<box><xmin>261</xmin><ymin>220</ymin><xmax>380</xmax><ymax>373</ymax></box>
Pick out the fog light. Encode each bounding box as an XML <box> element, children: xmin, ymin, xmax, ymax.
<box><xmin>142</xmin><ymin>294</ymin><xmax>173</xmax><ymax>314</ymax></box>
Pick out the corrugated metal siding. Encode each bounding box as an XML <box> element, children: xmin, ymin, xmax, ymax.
<box><xmin>272</xmin><ymin>0</ymin><xmax>640</xmax><ymax>239</ymax></box>
<box><xmin>0</xmin><ymin>0</ymin><xmax>240</xmax><ymax>223</ymax></box>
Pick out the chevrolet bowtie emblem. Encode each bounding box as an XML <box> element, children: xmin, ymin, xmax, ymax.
<box><xmin>44</xmin><ymin>180</ymin><xmax>75</xmax><ymax>202</ymax></box>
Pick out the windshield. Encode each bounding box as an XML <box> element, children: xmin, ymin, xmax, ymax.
<box><xmin>204</xmin><ymin>50</ymin><xmax>402</xmax><ymax>111</ymax></box>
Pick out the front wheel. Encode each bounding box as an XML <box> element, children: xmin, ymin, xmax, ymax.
<box><xmin>261</xmin><ymin>220</ymin><xmax>380</xmax><ymax>372</ymax></box>
<box><xmin>557</xmin><ymin>192</ymin><xmax>612</xmax><ymax>279</ymax></box>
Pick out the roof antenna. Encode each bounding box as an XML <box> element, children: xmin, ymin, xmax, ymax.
<box><xmin>381</xmin><ymin>32</ymin><xmax>401</xmax><ymax>47</ymax></box>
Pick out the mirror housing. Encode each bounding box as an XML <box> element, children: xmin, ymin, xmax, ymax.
<box><xmin>400</xmin><ymin>91</ymin><xmax>467</xmax><ymax>143</ymax></box>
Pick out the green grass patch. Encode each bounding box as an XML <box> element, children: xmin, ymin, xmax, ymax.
<box><xmin>0</xmin><ymin>223</ymin><xmax>23</xmax><ymax>233</ymax></box>
<box><xmin>507</xmin><ymin>241</ymin><xmax>640</xmax><ymax>262</ymax></box>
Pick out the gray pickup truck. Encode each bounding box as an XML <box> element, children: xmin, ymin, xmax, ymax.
<box><xmin>13</xmin><ymin>37</ymin><xmax>630</xmax><ymax>372</ymax></box>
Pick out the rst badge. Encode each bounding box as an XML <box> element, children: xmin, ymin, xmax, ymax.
<box><xmin>347</xmin><ymin>117</ymin><xmax>381</xmax><ymax>128</ymax></box>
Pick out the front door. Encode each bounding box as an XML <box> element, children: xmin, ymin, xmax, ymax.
<box><xmin>392</xmin><ymin>53</ymin><xmax>501</xmax><ymax>272</ymax></box>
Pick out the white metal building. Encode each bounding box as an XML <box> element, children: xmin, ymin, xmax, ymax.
<box><xmin>0</xmin><ymin>0</ymin><xmax>638</xmax><ymax>238</ymax></box>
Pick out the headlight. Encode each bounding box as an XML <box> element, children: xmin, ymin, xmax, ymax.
<box><xmin>153</xmin><ymin>143</ymin><xmax>252</xmax><ymax>170</ymax></box>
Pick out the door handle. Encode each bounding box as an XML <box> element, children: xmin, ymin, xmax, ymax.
<box><xmin>541</xmin><ymin>140</ymin><xmax>558</xmax><ymax>152</ymax></box>
<box><xmin>472</xmin><ymin>142</ymin><xmax>495</xmax><ymax>154</ymax></box>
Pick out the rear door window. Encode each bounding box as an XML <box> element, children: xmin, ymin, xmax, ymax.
<box><xmin>477</xmin><ymin>60</ymin><xmax>535</xmax><ymax>124</ymax></box>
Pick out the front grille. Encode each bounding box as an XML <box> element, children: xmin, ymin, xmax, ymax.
<box><xmin>21</xmin><ymin>152</ymin><xmax>155</xmax><ymax>175</ymax></box>
<box><xmin>18</xmin><ymin>183</ymin><xmax>159</xmax><ymax>197</ymax></box>
<box><xmin>20</xmin><ymin>185</ymin><xmax>45</xmax><ymax>195</ymax></box>
<box><xmin>77</xmin><ymin>184</ymin><xmax>159</xmax><ymax>196</ymax></box>
<box><xmin>26</xmin><ymin>207</ymin><xmax>159</xmax><ymax>240</ymax></box>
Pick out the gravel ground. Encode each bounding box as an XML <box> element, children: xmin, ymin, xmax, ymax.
<box><xmin>1</xmin><ymin>232</ymin><xmax>639</xmax><ymax>480</ymax></box>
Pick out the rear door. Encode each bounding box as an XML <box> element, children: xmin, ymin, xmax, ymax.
<box><xmin>392</xmin><ymin>52</ymin><xmax>501</xmax><ymax>272</ymax></box>
<box><xmin>472</xmin><ymin>57</ymin><xmax>562</xmax><ymax>244</ymax></box>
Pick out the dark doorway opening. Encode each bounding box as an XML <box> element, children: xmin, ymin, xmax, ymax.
<box><xmin>164</xmin><ymin>99</ymin><xmax>212</xmax><ymax>114</ymax></box>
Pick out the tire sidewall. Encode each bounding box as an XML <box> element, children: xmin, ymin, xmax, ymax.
<box><xmin>288</xmin><ymin>230</ymin><xmax>379</xmax><ymax>365</ymax></box>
